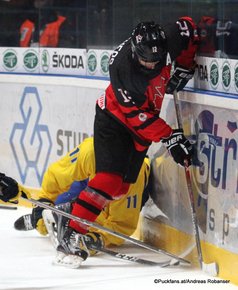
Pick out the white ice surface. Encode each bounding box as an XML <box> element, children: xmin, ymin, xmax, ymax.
<box><xmin>0</xmin><ymin>207</ymin><xmax>237</xmax><ymax>290</ymax></box>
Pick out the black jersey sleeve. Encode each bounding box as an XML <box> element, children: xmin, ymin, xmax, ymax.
<box><xmin>164</xmin><ymin>17</ymin><xmax>199</xmax><ymax>65</ymax></box>
<box><xmin>164</xmin><ymin>22</ymin><xmax>184</xmax><ymax>61</ymax></box>
<box><xmin>165</xmin><ymin>17</ymin><xmax>199</xmax><ymax>70</ymax></box>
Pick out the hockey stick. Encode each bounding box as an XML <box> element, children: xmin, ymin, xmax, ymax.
<box><xmin>173</xmin><ymin>90</ymin><xmax>218</xmax><ymax>276</ymax></box>
<box><xmin>90</xmin><ymin>246</ymin><xmax>179</xmax><ymax>267</ymax></box>
<box><xmin>21</xmin><ymin>196</ymin><xmax>190</xmax><ymax>265</ymax></box>
<box><xmin>0</xmin><ymin>204</ymin><xmax>17</xmax><ymax>210</ymax></box>
<box><xmin>42</xmin><ymin>209</ymin><xmax>177</xmax><ymax>267</ymax></box>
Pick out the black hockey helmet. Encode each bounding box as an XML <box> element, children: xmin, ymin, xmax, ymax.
<box><xmin>131</xmin><ymin>21</ymin><xmax>167</xmax><ymax>63</ymax></box>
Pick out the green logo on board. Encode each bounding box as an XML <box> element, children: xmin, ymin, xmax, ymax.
<box><xmin>23</xmin><ymin>50</ymin><xmax>39</xmax><ymax>71</ymax></box>
<box><xmin>209</xmin><ymin>60</ymin><xmax>219</xmax><ymax>89</ymax></box>
<box><xmin>41</xmin><ymin>49</ymin><xmax>50</xmax><ymax>72</ymax></box>
<box><xmin>87</xmin><ymin>51</ymin><xmax>97</xmax><ymax>74</ymax></box>
<box><xmin>222</xmin><ymin>62</ymin><xmax>231</xmax><ymax>91</ymax></box>
<box><xmin>3</xmin><ymin>49</ymin><xmax>17</xmax><ymax>71</ymax></box>
<box><xmin>100</xmin><ymin>52</ymin><xmax>110</xmax><ymax>76</ymax></box>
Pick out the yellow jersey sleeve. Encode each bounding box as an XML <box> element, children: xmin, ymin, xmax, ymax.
<box><xmin>38</xmin><ymin>137</ymin><xmax>95</xmax><ymax>202</ymax></box>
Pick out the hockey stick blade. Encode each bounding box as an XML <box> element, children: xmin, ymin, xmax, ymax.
<box><xmin>21</xmin><ymin>197</ymin><xmax>190</xmax><ymax>265</ymax></box>
<box><xmin>202</xmin><ymin>261</ymin><xmax>219</xmax><ymax>277</ymax></box>
<box><xmin>0</xmin><ymin>205</ymin><xmax>17</xmax><ymax>210</ymax></box>
<box><xmin>89</xmin><ymin>246</ymin><xmax>180</xmax><ymax>267</ymax></box>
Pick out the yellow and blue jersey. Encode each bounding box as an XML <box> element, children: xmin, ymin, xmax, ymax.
<box><xmin>22</xmin><ymin>137</ymin><xmax>150</xmax><ymax>246</ymax></box>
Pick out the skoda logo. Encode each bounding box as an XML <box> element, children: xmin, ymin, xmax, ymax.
<box><xmin>23</xmin><ymin>50</ymin><xmax>39</xmax><ymax>71</ymax></box>
<box><xmin>234</xmin><ymin>64</ymin><xmax>238</xmax><ymax>92</ymax></box>
<box><xmin>100</xmin><ymin>52</ymin><xmax>110</xmax><ymax>76</ymax></box>
<box><xmin>209</xmin><ymin>60</ymin><xmax>219</xmax><ymax>89</ymax></box>
<box><xmin>3</xmin><ymin>49</ymin><xmax>17</xmax><ymax>71</ymax></box>
<box><xmin>222</xmin><ymin>62</ymin><xmax>231</xmax><ymax>91</ymax></box>
<box><xmin>87</xmin><ymin>51</ymin><xmax>97</xmax><ymax>75</ymax></box>
<box><xmin>41</xmin><ymin>49</ymin><xmax>50</xmax><ymax>73</ymax></box>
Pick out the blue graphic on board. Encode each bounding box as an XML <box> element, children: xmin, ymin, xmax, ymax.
<box><xmin>195</xmin><ymin>110</ymin><xmax>238</xmax><ymax>194</ymax></box>
<box><xmin>10</xmin><ymin>87</ymin><xmax>52</xmax><ymax>185</ymax></box>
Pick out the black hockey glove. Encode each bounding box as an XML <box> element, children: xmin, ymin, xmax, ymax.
<box><xmin>166</xmin><ymin>66</ymin><xmax>195</xmax><ymax>94</ymax></box>
<box><xmin>31</xmin><ymin>198</ymin><xmax>54</xmax><ymax>235</ymax></box>
<box><xmin>161</xmin><ymin>129</ymin><xmax>194</xmax><ymax>166</ymax></box>
<box><xmin>80</xmin><ymin>232</ymin><xmax>104</xmax><ymax>256</ymax></box>
<box><xmin>0</xmin><ymin>173</ymin><xmax>19</xmax><ymax>202</ymax></box>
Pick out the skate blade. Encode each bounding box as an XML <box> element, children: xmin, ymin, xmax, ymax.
<box><xmin>53</xmin><ymin>251</ymin><xmax>84</xmax><ymax>269</ymax></box>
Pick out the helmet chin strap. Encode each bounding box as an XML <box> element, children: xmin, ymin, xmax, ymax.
<box><xmin>132</xmin><ymin>52</ymin><xmax>166</xmax><ymax>76</ymax></box>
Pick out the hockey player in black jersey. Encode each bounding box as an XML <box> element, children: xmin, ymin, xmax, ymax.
<box><xmin>53</xmin><ymin>17</ymin><xmax>199</xmax><ymax>267</ymax></box>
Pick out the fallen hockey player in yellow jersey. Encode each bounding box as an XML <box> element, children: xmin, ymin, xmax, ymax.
<box><xmin>0</xmin><ymin>137</ymin><xmax>150</xmax><ymax>263</ymax></box>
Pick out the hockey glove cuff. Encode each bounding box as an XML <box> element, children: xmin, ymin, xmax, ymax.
<box><xmin>161</xmin><ymin>129</ymin><xmax>194</xmax><ymax>166</ymax></box>
<box><xmin>32</xmin><ymin>198</ymin><xmax>54</xmax><ymax>235</ymax></box>
<box><xmin>166</xmin><ymin>65</ymin><xmax>195</xmax><ymax>94</ymax></box>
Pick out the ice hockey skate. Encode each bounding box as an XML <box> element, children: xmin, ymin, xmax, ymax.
<box><xmin>14</xmin><ymin>213</ymin><xmax>34</xmax><ymax>231</ymax></box>
<box><xmin>54</xmin><ymin>228</ymin><xmax>89</xmax><ymax>269</ymax></box>
<box><xmin>43</xmin><ymin>202</ymin><xmax>72</xmax><ymax>248</ymax></box>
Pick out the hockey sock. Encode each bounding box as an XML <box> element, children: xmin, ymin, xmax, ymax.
<box><xmin>69</xmin><ymin>172</ymin><xmax>126</xmax><ymax>233</ymax></box>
